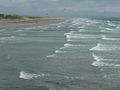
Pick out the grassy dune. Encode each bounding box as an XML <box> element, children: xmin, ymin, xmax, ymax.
<box><xmin>0</xmin><ymin>14</ymin><xmax>64</xmax><ymax>28</ymax></box>
<box><xmin>0</xmin><ymin>14</ymin><xmax>52</xmax><ymax>20</ymax></box>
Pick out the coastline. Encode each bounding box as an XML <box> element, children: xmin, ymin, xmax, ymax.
<box><xmin>0</xmin><ymin>17</ymin><xmax>65</xmax><ymax>28</ymax></box>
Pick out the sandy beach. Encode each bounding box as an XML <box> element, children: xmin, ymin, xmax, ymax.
<box><xmin>0</xmin><ymin>17</ymin><xmax>64</xmax><ymax>28</ymax></box>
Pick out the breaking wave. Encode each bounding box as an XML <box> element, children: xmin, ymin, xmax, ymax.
<box><xmin>102</xmin><ymin>35</ymin><xmax>120</xmax><ymax>40</ymax></box>
<box><xmin>105</xmin><ymin>28</ymin><xmax>114</xmax><ymax>31</ymax></box>
<box><xmin>19</xmin><ymin>71</ymin><xmax>48</xmax><ymax>79</ymax></box>
<box><xmin>0</xmin><ymin>36</ymin><xmax>16</xmax><ymax>41</ymax></box>
<box><xmin>91</xmin><ymin>53</ymin><xmax>120</xmax><ymax>67</ymax></box>
<box><xmin>19</xmin><ymin>71</ymin><xmax>82</xmax><ymax>80</ymax></box>
<box><xmin>55</xmin><ymin>50</ymin><xmax>67</xmax><ymax>53</ymax></box>
<box><xmin>46</xmin><ymin>54</ymin><xmax>57</xmax><ymax>58</ymax></box>
<box><xmin>66</xmin><ymin>34</ymin><xmax>100</xmax><ymax>39</ymax></box>
<box><xmin>90</xmin><ymin>43</ymin><xmax>120</xmax><ymax>51</ymax></box>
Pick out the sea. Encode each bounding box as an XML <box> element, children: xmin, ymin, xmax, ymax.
<box><xmin>0</xmin><ymin>18</ymin><xmax>120</xmax><ymax>90</ymax></box>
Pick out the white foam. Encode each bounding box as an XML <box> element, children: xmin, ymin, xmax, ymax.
<box><xmin>116</xmin><ymin>26</ymin><xmax>120</xmax><ymax>29</ymax></box>
<box><xmin>78</xmin><ymin>26</ymin><xmax>85</xmax><ymax>29</ymax></box>
<box><xmin>91</xmin><ymin>53</ymin><xmax>120</xmax><ymax>67</ymax></box>
<box><xmin>90</xmin><ymin>43</ymin><xmax>120</xmax><ymax>51</ymax></box>
<box><xmin>102</xmin><ymin>35</ymin><xmax>120</xmax><ymax>40</ymax></box>
<box><xmin>19</xmin><ymin>71</ymin><xmax>45</xmax><ymax>79</ymax></box>
<box><xmin>92</xmin><ymin>60</ymin><xmax>110</xmax><ymax>67</ymax></box>
<box><xmin>78</xmin><ymin>29</ymin><xmax>85</xmax><ymax>32</ymax></box>
<box><xmin>0</xmin><ymin>36</ymin><xmax>15</xmax><ymax>40</ymax></box>
<box><xmin>60</xmin><ymin>43</ymin><xmax>81</xmax><ymax>49</ymax></box>
<box><xmin>92</xmin><ymin>60</ymin><xmax>120</xmax><ymax>67</ymax></box>
<box><xmin>57</xmin><ymin>26</ymin><xmax>61</xmax><ymax>28</ymax></box>
<box><xmin>55</xmin><ymin>50</ymin><xmax>67</xmax><ymax>53</ymax></box>
<box><xmin>105</xmin><ymin>28</ymin><xmax>113</xmax><ymax>31</ymax></box>
<box><xmin>107</xmin><ymin>23</ymin><xmax>116</xmax><ymax>27</ymax></box>
<box><xmin>46</xmin><ymin>54</ymin><xmax>56</xmax><ymax>58</ymax></box>
<box><xmin>66</xmin><ymin>34</ymin><xmax>99</xmax><ymax>39</ymax></box>
<box><xmin>92</xmin><ymin>53</ymin><xmax>114</xmax><ymax>62</ymax></box>
<box><xmin>91</xmin><ymin>54</ymin><xmax>107</xmax><ymax>67</ymax></box>
<box><xmin>64</xmin><ymin>43</ymin><xmax>80</xmax><ymax>47</ymax></box>
<box><xmin>64</xmin><ymin>31</ymin><xmax>75</xmax><ymax>35</ymax></box>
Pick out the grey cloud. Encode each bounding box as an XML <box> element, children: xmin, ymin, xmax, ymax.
<box><xmin>0</xmin><ymin>0</ymin><xmax>120</xmax><ymax>17</ymax></box>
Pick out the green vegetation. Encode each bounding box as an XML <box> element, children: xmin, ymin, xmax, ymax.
<box><xmin>0</xmin><ymin>14</ymin><xmax>24</xmax><ymax>19</ymax></box>
<box><xmin>0</xmin><ymin>14</ymin><xmax>46</xmax><ymax>20</ymax></box>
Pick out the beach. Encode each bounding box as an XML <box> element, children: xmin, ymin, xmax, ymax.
<box><xmin>0</xmin><ymin>17</ymin><xmax>64</xmax><ymax>28</ymax></box>
<box><xmin>0</xmin><ymin>18</ymin><xmax>120</xmax><ymax>90</ymax></box>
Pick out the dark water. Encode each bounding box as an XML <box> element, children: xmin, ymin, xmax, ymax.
<box><xmin>0</xmin><ymin>18</ymin><xmax>120</xmax><ymax>90</ymax></box>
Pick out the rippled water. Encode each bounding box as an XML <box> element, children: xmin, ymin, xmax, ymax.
<box><xmin>0</xmin><ymin>18</ymin><xmax>120</xmax><ymax>90</ymax></box>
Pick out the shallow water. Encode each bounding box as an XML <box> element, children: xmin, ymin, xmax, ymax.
<box><xmin>0</xmin><ymin>18</ymin><xmax>120</xmax><ymax>90</ymax></box>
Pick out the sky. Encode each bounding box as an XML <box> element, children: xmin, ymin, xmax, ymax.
<box><xmin>0</xmin><ymin>0</ymin><xmax>120</xmax><ymax>17</ymax></box>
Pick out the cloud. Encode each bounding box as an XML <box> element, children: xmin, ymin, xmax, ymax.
<box><xmin>0</xmin><ymin>0</ymin><xmax>120</xmax><ymax>17</ymax></box>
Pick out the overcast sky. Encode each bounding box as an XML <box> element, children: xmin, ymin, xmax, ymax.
<box><xmin>0</xmin><ymin>0</ymin><xmax>120</xmax><ymax>17</ymax></box>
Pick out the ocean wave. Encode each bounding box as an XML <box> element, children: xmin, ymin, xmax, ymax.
<box><xmin>66</xmin><ymin>34</ymin><xmax>99</xmax><ymax>39</ymax></box>
<box><xmin>19</xmin><ymin>71</ymin><xmax>48</xmax><ymax>79</ymax></box>
<box><xmin>60</xmin><ymin>43</ymin><xmax>81</xmax><ymax>49</ymax></box>
<box><xmin>102</xmin><ymin>35</ymin><xmax>120</xmax><ymax>40</ymax></box>
<box><xmin>71</xmin><ymin>18</ymin><xmax>90</xmax><ymax>26</ymax></box>
<box><xmin>91</xmin><ymin>53</ymin><xmax>120</xmax><ymax>67</ymax></box>
<box><xmin>46</xmin><ymin>54</ymin><xmax>56</xmax><ymax>58</ymax></box>
<box><xmin>92</xmin><ymin>61</ymin><xmax>120</xmax><ymax>67</ymax></box>
<box><xmin>78</xmin><ymin>26</ymin><xmax>85</xmax><ymax>29</ymax></box>
<box><xmin>14</xmin><ymin>29</ymin><xmax>23</xmax><ymax>32</ymax></box>
<box><xmin>116</xmin><ymin>26</ymin><xmax>120</xmax><ymax>29</ymax></box>
<box><xmin>64</xmin><ymin>31</ymin><xmax>76</xmax><ymax>35</ymax></box>
<box><xmin>0</xmin><ymin>36</ymin><xmax>16</xmax><ymax>41</ymax></box>
<box><xmin>55</xmin><ymin>50</ymin><xmax>67</xmax><ymax>53</ymax></box>
<box><xmin>105</xmin><ymin>28</ymin><xmax>114</xmax><ymax>31</ymax></box>
<box><xmin>107</xmin><ymin>23</ymin><xmax>116</xmax><ymax>27</ymax></box>
<box><xmin>90</xmin><ymin>43</ymin><xmax>120</xmax><ymax>51</ymax></box>
<box><xmin>23</xmin><ymin>26</ymin><xmax>48</xmax><ymax>30</ymax></box>
<box><xmin>19</xmin><ymin>71</ymin><xmax>82</xmax><ymax>80</ymax></box>
<box><xmin>78</xmin><ymin>29</ymin><xmax>86</xmax><ymax>32</ymax></box>
<box><xmin>64</xmin><ymin>43</ymin><xmax>80</xmax><ymax>47</ymax></box>
<box><xmin>92</xmin><ymin>53</ymin><xmax>114</xmax><ymax>62</ymax></box>
<box><xmin>92</xmin><ymin>60</ymin><xmax>117</xmax><ymax>67</ymax></box>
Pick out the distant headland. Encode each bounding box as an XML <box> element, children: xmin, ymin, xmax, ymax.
<box><xmin>0</xmin><ymin>14</ymin><xmax>64</xmax><ymax>28</ymax></box>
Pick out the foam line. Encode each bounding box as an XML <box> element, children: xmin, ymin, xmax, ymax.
<box><xmin>90</xmin><ymin>43</ymin><xmax>120</xmax><ymax>51</ymax></box>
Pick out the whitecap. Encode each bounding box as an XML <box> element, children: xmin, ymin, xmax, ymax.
<box><xmin>57</xmin><ymin>26</ymin><xmax>61</xmax><ymax>28</ymax></box>
<box><xmin>102</xmin><ymin>35</ymin><xmax>120</xmax><ymax>40</ymax></box>
<box><xmin>64</xmin><ymin>43</ymin><xmax>80</xmax><ymax>47</ymax></box>
<box><xmin>60</xmin><ymin>43</ymin><xmax>80</xmax><ymax>49</ymax></box>
<box><xmin>19</xmin><ymin>71</ymin><xmax>45</xmax><ymax>79</ymax></box>
<box><xmin>78</xmin><ymin>26</ymin><xmax>85</xmax><ymax>29</ymax></box>
<box><xmin>90</xmin><ymin>43</ymin><xmax>120</xmax><ymax>51</ymax></box>
<box><xmin>105</xmin><ymin>28</ymin><xmax>113</xmax><ymax>31</ymax></box>
<box><xmin>92</xmin><ymin>53</ymin><xmax>115</xmax><ymax>62</ymax></box>
<box><xmin>0</xmin><ymin>36</ymin><xmax>15</xmax><ymax>41</ymax></box>
<box><xmin>91</xmin><ymin>53</ymin><xmax>120</xmax><ymax>67</ymax></box>
<box><xmin>55</xmin><ymin>50</ymin><xmax>67</xmax><ymax>53</ymax></box>
<box><xmin>64</xmin><ymin>31</ymin><xmax>75</xmax><ymax>35</ymax></box>
<box><xmin>107</xmin><ymin>23</ymin><xmax>116</xmax><ymax>27</ymax></box>
<box><xmin>46</xmin><ymin>54</ymin><xmax>56</xmax><ymax>58</ymax></box>
<box><xmin>66</xmin><ymin>34</ymin><xmax>99</xmax><ymax>39</ymax></box>
<box><xmin>116</xmin><ymin>26</ymin><xmax>120</xmax><ymax>29</ymax></box>
<box><xmin>78</xmin><ymin>29</ymin><xmax>85</xmax><ymax>32</ymax></box>
<box><xmin>92</xmin><ymin>61</ymin><xmax>120</xmax><ymax>67</ymax></box>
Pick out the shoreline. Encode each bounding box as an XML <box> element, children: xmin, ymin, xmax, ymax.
<box><xmin>0</xmin><ymin>17</ymin><xmax>65</xmax><ymax>28</ymax></box>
